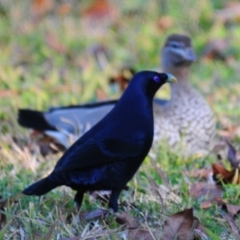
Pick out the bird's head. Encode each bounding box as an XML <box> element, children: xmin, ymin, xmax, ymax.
<box><xmin>161</xmin><ymin>34</ymin><xmax>197</xmax><ymax>70</ymax></box>
<box><xmin>127</xmin><ymin>71</ymin><xmax>177</xmax><ymax>98</ymax></box>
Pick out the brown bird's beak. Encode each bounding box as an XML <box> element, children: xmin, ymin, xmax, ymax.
<box><xmin>166</xmin><ymin>74</ymin><xmax>177</xmax><ymax>83</ymax></box>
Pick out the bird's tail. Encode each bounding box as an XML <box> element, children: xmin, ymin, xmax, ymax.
<box><xmin>18</xmin><ymin>109</ymin><xmax>56</xmax><ymax>131</ymax></box>
<box><xmin>22</xmin><ymin>177</ymin><xmax>59</xmax><ymax>196</ymax></box>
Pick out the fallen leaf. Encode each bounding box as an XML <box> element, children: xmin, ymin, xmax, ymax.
<box><xmin>222</xmin><ymin>204</ymin><xmax>240</xmax><ymax>218</ymax></box>
<box><xmin>80</xmin><ymin>208</ymin><xmax>108</xmax><ymax>221</ymax></box>
<box><xmin>212</xmin><ymin>163</ymin><xmax>240</xmax><ymax>184</ymax></box>
<box><xmin>115</xmin><ymin>212</ymin><xmax>138</xmax><ymax>229</ymax></box>
<box><xmin>162</xmin><ymin>208</ymin><xmax>204</xmax><ymax>240</ymax></box>
<box><xmin>190</xmin><ymin>182</ymin><xmax>223</xmax><ymax>201</ymax></box>
<box><xmin>226</xmin><ymin>141</ymin><xmax>239</xmax><ymax>168</ymax></box>
<box><xmin>201</xmin><ymin>198</ymin><xmax>225</xmax><ymax>209</ymax></box>
<box><xmin>116</xmin><ymin>212</ymin><xmax>155</xmax><ymax>240</ymax></box>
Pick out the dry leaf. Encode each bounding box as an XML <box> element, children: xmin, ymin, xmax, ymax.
<box><xmin>162</xmin><ymin>208</ymin><xmax>203</xmax><ymax>240</ymax></box>
<box><xmin>116</xmin><ymin>212</ymin><xmax>155</xmax><ymax>240</ymax></box>
<box><xmin>226</xmin><ymin>141</ymin><xmax>239</xmax><ymax>168</ymax></box>
<box><xmin>212</xmin><ymin>163</ymin><xmax>240</xmax><ymax>184</ymax></box>
<box><xmin>115</xmin><ymin>212</ymin><xmax>138</xmax><ymax>229</ymax></box>
<box><xmin>190</xmin><ymin>182</ymin><xmax>223</xmax><ymax>201</ymax></box>
<box><xmin>80</xmin><ymin>208</ymin><xmax>108</xmax><ymax>221</ymax></box>
<box><xmin>222</xmin><ymin>204</ymin><xmax>240</xmax><ymax>218</ymax></box>
<box><xmin>201</xmin><ymin>198</ymin><xmax>225</xmax><ymax>209</ymax></box>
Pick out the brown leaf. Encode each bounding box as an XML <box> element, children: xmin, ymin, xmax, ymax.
<box><xmin>201</xmin><ymin>198</ymin><xmax>225</xmax><ymax>209</ymax></box>
<box><xmin>162</xmin><ymin>208</ymin><xmax>200</xmax><ymax>240</ymax></box>
<box><xmin>226</xmin><ymin>141</ymin><xmax>239</xmax><ymax>168</ymax></box>
<box><xmin>190</xmin><ymin>182</ymin><xmax>223</xmax><ymax>201</ymax></box>
<box><xmin>212</xmin><ymin>163</ymin><xmax>237</xmax><ymax>184</ymax></box>
<box><xmin>115</xmin><ymin>212</ymin><xmax>155</xmax><ymax>240</ymax></box>
<box><xmin>115</xmin><ymin>212</ymin><xmax>138</xmax><ymax>229</ymax></box>
<box><xmin>80</xmin><ymin>208</ymin><xmax>108</xmax><ymax>221</ymax></box>
<box><xmin>223</xmin><ymin>204</ymin><xmax>240</xmax><ymax>218</ymax></box>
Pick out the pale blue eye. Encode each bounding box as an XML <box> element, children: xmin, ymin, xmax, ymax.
<box><xmin>153</xmin><ymin>76</ymin><xmax>160</xmax><ymax>83</ymax></box>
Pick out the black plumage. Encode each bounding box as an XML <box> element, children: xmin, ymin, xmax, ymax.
<box><xmin>22</xmin><ymin>71</ymin><xmax>176</xmax><ymax>212</ymax></box>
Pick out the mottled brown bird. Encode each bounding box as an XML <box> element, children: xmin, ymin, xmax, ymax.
<box><xmin>153</xmin><ymin>34</ymin><xmax>215</xmax><ymax>156</ymax></box>
<box><xmin>18</xmin><ymin>34</ymin><xmax>216</xmax><ymax>156</ymax></box>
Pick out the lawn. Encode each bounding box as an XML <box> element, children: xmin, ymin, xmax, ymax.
<box><xmin>1</xmin><ymin>0</ymin><xmax>240</xmax><ymax>239</ymax></box>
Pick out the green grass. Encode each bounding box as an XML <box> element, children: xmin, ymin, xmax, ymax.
<box><xmin>1</xmin><ymin>0</ymin><xmax>240</xmax><ymax>239</ymax></box>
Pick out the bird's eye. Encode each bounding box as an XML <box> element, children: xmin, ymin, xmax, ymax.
<box><xmin>153</xmin><ymin>76</ymin><xmax>160</xmax><ymax>83</ymax></box>
<box><xmin>170</xmin><ymin>43</ymin><xmax>179</xmax><ymax>48</ymax></box>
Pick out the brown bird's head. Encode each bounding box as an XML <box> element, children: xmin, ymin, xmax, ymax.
<box><xmin>161</xmin><ymin>34</ymin><xmax>197</xmax><ymax>71</ymax></box>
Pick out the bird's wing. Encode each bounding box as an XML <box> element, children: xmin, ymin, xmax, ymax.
<box><xmin>45</xmin><ymin>104</ymin><xmax>115</xmax><ymax>134</ymax></box>
<box><xmin>53</xmin><ymin>132</ymin><xmax>145</xmax><ymax>173</ymax></box>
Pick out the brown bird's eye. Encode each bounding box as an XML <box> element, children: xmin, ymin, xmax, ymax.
<box><xmin>153</xmin><ymin>76</ymin><xmax>160</xmax><ymax>83</ymax></box>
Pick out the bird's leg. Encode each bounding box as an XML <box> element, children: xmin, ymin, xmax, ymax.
<box><xmin>74</xmin><ymin>191</ymin><xmax>84</xmax><ymax>210</ymax></box>
<box><xmin>108</xmin><ymin>189</ymin><xmax>121</xmax><ymax>212</ymax></box>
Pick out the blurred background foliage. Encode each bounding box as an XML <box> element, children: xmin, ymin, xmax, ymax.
<box><xmin>0</xmin><ymin>0</ymin><xmax>240</xmax><ymax>135</ymax></box>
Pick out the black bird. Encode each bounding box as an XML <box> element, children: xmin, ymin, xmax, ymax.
<box><xmin>22</xmin><ymin>71</ymin><xmax>176</xmax><ymax>212</ymax></box>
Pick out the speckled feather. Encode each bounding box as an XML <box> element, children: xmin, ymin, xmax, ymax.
<box><xmin>154</xmin><ymin>34</ymin><xmax>215</xmax><ymax>156</ymax></box>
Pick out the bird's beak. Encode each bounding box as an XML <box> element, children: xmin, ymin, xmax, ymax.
<box><xmin>166</xmin><ymin>73</ymin><xmax>177</xmax><ymax>83</ymax></box>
